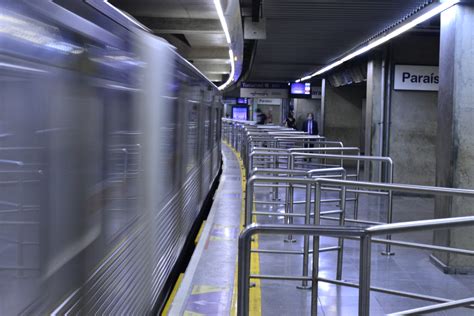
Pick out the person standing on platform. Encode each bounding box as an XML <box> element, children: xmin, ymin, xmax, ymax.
<box><xmin>302</xmin><ymin>113</ymin><xmax>318</xmax><ymax>135</ymax></box>
<box><xmin>267</xmin><ymin>109</ymin><xmax>273</xmax><ymax>124</ymax></box>
<box><xmin>256</xmin><ymin>108</ymin><xmax>267</xmax><ymax>125</ymax></box>
<box><xmin>285</xmin><ymin>111</ymin><xmax>296</xmax><ymax>129</ymax></box>
<box><xmin>302</xmin><ymin>113</ymin><xmax>318</xmax><ymax>161</ymax></box>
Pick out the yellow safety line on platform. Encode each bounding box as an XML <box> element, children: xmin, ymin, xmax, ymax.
<box><xmin>195</xmin><ymin>220</ymin><xmax>206</xmax><ymax>245</ymax></box>
<box><xmin>228</xmin><ymin>142</ymin><xmax>261</xmax><ymax>316</ymax></box>
<box><xmin>162</xmin><ymin>273</ymin><xmax>184</xmax><ymax>316</ymax></box>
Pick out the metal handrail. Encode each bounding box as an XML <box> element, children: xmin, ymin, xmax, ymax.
<box><xmin>388</xmin><ymin>297</ymin><xmax>474</xmax><ymax>315</ymax></box>
<box><xmin>275</xmin><ymin>136</ymin><xmax>325</xmax><ymax>140</ymax></box>
<box><xmin>316</xmin><ymin>178</ymin><xmax>474</xmax><ymax>197</ymax></box>
<box><xmin>248</xmin><ymin>151</ymin><xmax>394</xmax><ymax>252</ymax></box>
<box><xmin>224</xmin><ymin>118</ymin><xmax>474</xmax><ymax>315</ymax></box>
<box><xmin>246</xmin><ymin>171</ymin><xmax>346</xmax><ymax>226</ymax></box>
<box><xmin>289</xmin><ymin>147</ymin><xmax>359</xmax><ymax>153</ymax></box>
<box><xmin>246</xmin><ymin>169</ymin><xmax>348</xmax><ymax>287</ymax></box>
<box><xmin>290</xmin><ymin>153</ymin><xmax>394</xmax><ymax>254</ymax></box>
<box><xmin>238</xmin><ymin>216</ymin><xmax>474</xmax><ymax>316</ymax></box>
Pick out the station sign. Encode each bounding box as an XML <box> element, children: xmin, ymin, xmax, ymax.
<box><xmin>241</xmin><ymin>82</ymin><xmax>288</xmax><ymax>89</ymax></box>
<box><xmin>240</xmin><ymin>82</ymin><xmax>289</xmax><ymax>98</ymax></box>
<box><xmin>394</xmin><ymin>65</ymin><xmax>439</xmax><ymax>91</ymax></box>
<box><xmin>256</xmin><ymin>98</ymin><xmax>282</xmax><ymax>105</ymax></box>
<box><xmin>241</xmin><ymin>87</ymin><xmax>288</xmax><ymax>98</ymax></box>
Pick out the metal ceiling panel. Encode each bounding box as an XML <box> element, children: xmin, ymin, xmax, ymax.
<box><xmin>248</xmin><ymin>0</ymin><xmax>433</xmax><ymax>82</ymax></box>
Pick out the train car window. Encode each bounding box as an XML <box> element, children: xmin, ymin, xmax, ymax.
<box><xmin>101</xmin><ymin>88</ymin><xmax>141</xmax><ymax>243</ymax></box>
<box><xmin>214</xmin><ymin>107</ymin><xmax>219</xmax><ymax>143</ymax></box>
<box><xmin>161</xmin><ymin>94</ymin><xmax>179</xmax><ymax>195</ymax></box>
<box><xmin>205</xmin><ymin>106</ymin><xmax>212</xmax><ymax>151</ymax></box>
<box><xmin>185</xmin><ymin>101</ymin><xmax>199</xmax><ymax>173</ymax></box>
<box><xmin>0</xmin><ymin>63</ymin><xmax>45</xmax><ymax>316</ymax></box>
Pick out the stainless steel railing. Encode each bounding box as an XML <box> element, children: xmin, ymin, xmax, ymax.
<box><xmin>248</xmin><ymin>151</ymin><xmax>396</xmax><ymax>253</ymax></box>
<box><xmin>292</xmin><ymin>153</ymin><xmax>395</xmax><ymax>254</ymax></box>
<box><xmin>223</xmin><ymin>119</ymin><xmax>474</xmax><ymax>315</ymax></box>
<box><xmin>238</xmin><ymin>215</ymin><xmax>474</xmax><ymax>316</ymax></box>
<box><xmin>388</xmin><ymin>296</ymin><xmax>474</xmax><ymax>315</ymax></box>
<box><xmin>246</xmin><ymin>168</ymin><xmax>348</xmax><ymax>286</ymax></box>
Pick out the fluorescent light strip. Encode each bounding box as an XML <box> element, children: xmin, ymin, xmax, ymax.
<box><xmin>298</xmin><ymin>0</ymin><xmax>460</xmax><ymax>82</ymax></box>
<box><xmin>103</xmin><ymin>0</ymin><xmax>150</xmax><ymax>32</ymax></box>
<box><xmin>213</xmin><ymin>0</ymin><xmax>231</xmax><ymax>44</ymax></box>
<box><xmin>218</xmin><ymin>49</ymin><xmax>236</xmax><ymax>90</ymax></box>
<box><xmin>214</xmin><ymin>0</ymin><xmax>235</xmax><ymax>90</ymax></box>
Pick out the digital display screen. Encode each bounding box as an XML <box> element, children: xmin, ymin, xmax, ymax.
<box><xmin>290</xmin><ymin>83</ymin><xmax>311</xmax><ymax>95</ymax></box>
<box><xmin>236</xmin><ymin>97</ymin><xmax>248</xmax><ymax>104</ymax></box>
<box><xmin>232</xmin><ymin>107</ymin><xmax>247</xmax><ymax>120</ymax></box>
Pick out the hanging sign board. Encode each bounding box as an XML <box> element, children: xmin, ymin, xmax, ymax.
<box><xmin>241</xmin><ymin>82</ymin><xmax>287</xmax><ymax>89</ymax></box>
<box><xmin>256</xmin><ymin>98</ymin><xmax>282</xmax><ymax>105</ymax></box>
<box><xmin>240</xmin><ymin>88</ymin><xmax>288</xmax><ymax>98</ymax></box>
<box><xmin>394</xmin><ymin>65</ymin><xmax>439</xmax><ymax>91</ymax></box>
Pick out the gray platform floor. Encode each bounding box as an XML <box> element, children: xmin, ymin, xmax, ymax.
<box><xmin>168</xmin><ymin>143</ymin><xmax>243</xmax><ymax>315</ymax></box>
<box><xmin>168</xmin><ymin>143</ymin><xmax>474</xmax><ymax>315</ymax></box>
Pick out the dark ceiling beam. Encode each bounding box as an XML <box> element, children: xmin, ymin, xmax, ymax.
<box><xmin>135</xmin><ymin>17</ymin><xmax>223</xmax><ymax>34</ymax></box>
<box><xmin>252</xmin><ymin>0</ymin><xmax>261</xmax><ymax>22</ymax></box>
<box><xmin>187</xmin><ymin>47</ymin><xmax>229</xmax><ymax>60</ymax></box>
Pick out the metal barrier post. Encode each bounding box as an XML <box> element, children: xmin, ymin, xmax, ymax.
<box><xmin>382</xmin><ymin>163</ymin><xmax>395</xmax><ymax>255</ymax></box>
<box><xmin>285</xmin><ymin>155</ymin><xmax>295</xmax><ymax>242</ymax></box>
<box><xmin>245</xmin><ymin>179</ymin><xmax>254</xmax><ymax>227</ymax></box>
<box><xmin>354</xmin><ymin>155</ymin><xmax>361</xmax><ymax>219</ymax></box>
<box><xmin>311</xmin><ymin>227</ymin><xmax>320</xmax><ymax>316</ymax></box>
<box><xmin>336</xmin><ymin>172</ymin><xmax>347</xmax><ymax>280</ymax></box>
<box><xmin>298</xmin><ymin>183</ymin><xmax>313</xmax><ymax>289</ymax></box>
<box><xmin>311</xmin><ymin>182</ymin><xmax>322</xmax><ymax>291</ymax></box>
<box><xmin>359</xmin><ymin>233</ymin><xmax>372</xmax><ymax>316</ymax></box>
<box><xmin>237</xmin><ymin>228</ymin><xmax>252</xmax><ymax>316</ymax></box>
<box><xmin>273</xmin><ymin>156</ymin><xmax>279</xmax><ymax>201</ymax></box>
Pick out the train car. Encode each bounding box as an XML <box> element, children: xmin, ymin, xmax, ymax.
<box><xmin>0</xmin><ymin>0</ymin><xmax>222</xmax><ymax>314</ymax></box>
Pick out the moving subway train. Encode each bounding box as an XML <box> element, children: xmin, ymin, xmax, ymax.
<box><xmin>0</xmin><ymin>1</ymin><xmax>222</xmax><ymax>314</ymax></box>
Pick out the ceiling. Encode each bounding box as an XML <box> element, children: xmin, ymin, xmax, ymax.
<box><xmin>111</xmin><ymin>0</ymin><xmax>437</xmax><ymax>85</ymax></box>
<box><xmin>245</xmin><ymin>0</ymin><xmax>434</xmax><ymax>82</ymax></box>
<box><xmin>110</xmin><ymin>0</ymin><xmax>231</xmax><ymax>83</ymax></box>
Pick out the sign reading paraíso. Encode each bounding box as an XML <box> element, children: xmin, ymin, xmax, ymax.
<box><xmin>256</xmin><ymin>98</ymin><xmax>282</xmax><ymax>105</ymax></box>
<box><xmin>394</xmin><ymin>65</ymin><xmax>439</xmax><ymax>91</ymax></box>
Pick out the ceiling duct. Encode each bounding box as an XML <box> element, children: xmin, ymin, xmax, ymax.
<box><xmin>327</xmin><ymin>63</ymin><xmax>367</xmax><ymax>88</ymax></box>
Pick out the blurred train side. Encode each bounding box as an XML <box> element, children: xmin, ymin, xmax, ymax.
<box><xmin>0</xmin><ymin>1</ymin><xmax>222</xmax><ymax>314</ymax></box>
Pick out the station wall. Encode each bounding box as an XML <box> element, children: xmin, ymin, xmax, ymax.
<box><xmin>293</xmin><ymin>98</ymin><xmax>322</xmax><ymax>131</ymax></box>
<box><xmin>324</xmin><ymin>83</ymin><xmax>366</xmax><ymax>148</ymax></box>
<box><xmin>388</xmin><ymin>33</ymin><xmax>439</xmax><ymax>185</ymax></box>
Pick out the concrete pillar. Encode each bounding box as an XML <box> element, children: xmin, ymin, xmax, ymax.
<box><xmin>365</xmin><ymin>58</ymin><xmax>384</xmax><ymax>182</ymax></box>
<box><xmin>433</xmin><ymin>3</ymin><xmax>474</xmax><ymax>273</ymax></box>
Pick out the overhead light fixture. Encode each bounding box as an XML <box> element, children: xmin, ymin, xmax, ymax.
<box><xmin>297</xmin><ymin>0</ymin><xmax>460</xmax><ymax>82</ymax></box>
<box><xmin>214</xmin><ymin>0</ymin><xmax>231</xmax><ymax>44</ymax></box>
<box><xmin>101</xmin><ymin>0</ymin><xmax>150</xmax><ymax>32</ymax></box>
<box><xmin>218</xmin><ymin>49</ymin><xmax>236</xmax><ymax>90</ymax></box>
<box><xmin>214</xmin><ymin>0</ymin><xmax>236</xmax><ymax>90</ymax></box>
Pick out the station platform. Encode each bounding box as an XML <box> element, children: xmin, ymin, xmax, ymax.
<box><xmin>166</xmin><ymin>142</ymin><xmax>474</xmax><ymax>316</ymax></box>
